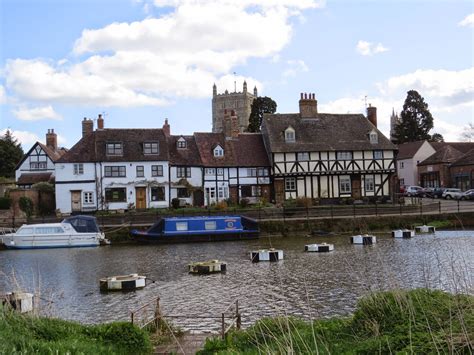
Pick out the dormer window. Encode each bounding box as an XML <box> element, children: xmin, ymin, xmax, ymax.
<box><xmin>106</xmin><ymin>142</ymin><xmax>123</xmax><ymax>156</ymax></box>
<box><xmin>369</xmin><ymin>130</ymin><xmax>378</xmax><ymax>144</ymax></box>
<box><xmin>144</xmin><ymin>142</ymin><xmax>159</xmax><ymax>154</ymax></box>
<box><xmin>213</xmin><ymin>145</ymin><xmax>224</xmax><ymax>157</ymax></box>
<box><xmin>177</xmin><ymin>137</ymin><xmax>187</xmax><ymax>149</ymax></box>
<box><xmin>285</xmin><ymin>127</ymin><xmax>295</xmax><ymax>142</ymax></box>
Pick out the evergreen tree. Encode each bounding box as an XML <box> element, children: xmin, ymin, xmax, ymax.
<box><xmin>393</xmin><ymin>90</ymin><xmax>434</xmax><ymax>144</ymax></box>
<box><xmin>0</xmin><ymin>130</ymin><xmax>24</xmax><ymax>178</ymax></box>
<box><xmin>247</xmin><ymin>96</ymin><xmax>277</xmax><ymax>132</ymax></box>
<box><xmin>429</xmin><ymin>133</ymin><xmax>444</xmax><ymax>142</ymax></box>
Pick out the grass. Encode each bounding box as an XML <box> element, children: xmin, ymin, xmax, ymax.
<box><xmin>0</xmin><ymin>303</ymin><xmax>152</xmax><ymax>354</ymax></box>
<box><xmin>198</xmin><ymin>289</ymin><xmax>473</xmax><ymax>354</ymax></box>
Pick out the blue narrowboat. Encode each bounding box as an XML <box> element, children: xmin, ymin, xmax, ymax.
<box><xmin>131</xmin><ymin>216</ymin><xmax>259</xmax><ymax>243</ymax></box>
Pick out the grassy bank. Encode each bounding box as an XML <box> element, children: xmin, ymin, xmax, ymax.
<box><xmin>199</xmin><ymin>289</ymin><xmax>473</xmax><ymax>354</ymax></box>
<box><xmin>0</xmin><ymin>304</ymin><xmax>152</xmax><ymax>354</ymax></box>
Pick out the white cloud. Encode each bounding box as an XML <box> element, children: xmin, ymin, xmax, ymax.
<box><xmin>356</xmin><ymin>40</ymin><xmax>389</xmax><ymax>56</ymax></box>
<box><xmin>4</xmin><ymin>1</ymin><xmax>321</xmax><ymax>110</ymax></box>
<box><xmin>458</xmin><ymin>13</ymin><xmax>474</xmax><ymax>27</ymax></box>
<box><xmin>12</xmin><ymin>105</ymin><xmax>62</xmax><ymax>121</ymax></box>
<box><xmin>0</xmin><ymin>85</ymin><xmax>5</xmax><ymax>104</ymax></box>
<box><xmin>0</xmin><ymin>128</ymin><xmax>41</xmax><ymax>148</ymax></box>
<box><xmin>282</xmin><ymin>59</ymin><xmax>308</xmax><ymax>78</ymax></box>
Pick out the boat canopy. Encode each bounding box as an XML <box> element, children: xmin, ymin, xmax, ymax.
<box><xmin>62</xmin><ymin>215</ymin><xmax>100</xmax><ymax>233</ymax></box>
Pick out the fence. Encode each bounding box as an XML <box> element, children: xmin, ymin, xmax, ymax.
<box><xmin>1</xmin><ymin>199</ymin><xmax>473</xmax><ymax>228</ymax></box>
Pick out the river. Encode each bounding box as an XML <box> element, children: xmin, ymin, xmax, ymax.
<box><xmin>1</xmin><ymin>230</ymin><xmax>473</xmax><ymax>332</ymax></box>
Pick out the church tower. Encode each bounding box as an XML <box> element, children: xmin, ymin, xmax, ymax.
<box><xmin>390</xmin><ymin>108</ymin><xmax>400</xmax><ymax>143</ymax></box>
<box><xmin>212</xmin><ymin>81</ymin><xmax>257</xmax><ymax>133</ymax></box>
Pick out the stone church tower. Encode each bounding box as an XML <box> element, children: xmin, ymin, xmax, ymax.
<box><xmin>212</xmin><ymin>81</ymin><xmax>257</xmax><ymax>133</ymax></box>
<box><xmin>389</xmin><ymin>108</ymin><xmax>400</xmax><ymax>143</ymax></box>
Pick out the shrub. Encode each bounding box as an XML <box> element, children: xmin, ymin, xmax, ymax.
<box><xmin>32</xmin><ymin>182</ymin><xmax>54</xmax><ymax>193</ymax></box>
<box><xmin>19</xmin><ymin>196</ymin><xmax>33</xmax><ymax>218</ymax></box>
<box><xmin>295</xmin><ymin>197</ymin><xmax>312</xmax><ymax>208</ymax></box>
<box><xmin>215</xmin><ymin>200</ymin><xmax>228</xmax><ymax>210</ymax></box>
<box><xmin>0</xmin><ymin>197</ymin><xmax>11</xmax><ymax>210</ymax></box>
<box><xmin>171</xmin><ymin>198</ymin><xmax>180</xmax><ymax>209</ymax></box>
<box><xmin>239</xmin><ymin>198</ymin><xmax>249</xmax><ymax>208</ymax></box>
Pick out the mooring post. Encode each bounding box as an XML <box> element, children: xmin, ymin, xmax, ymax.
<box><xmin>439</xmin><ymin>201</ymin><xmax>441</xmax><ymax>214</ymax></box>
<box><xmin>236</xmin><ymin>300</ymin><xmax>241</xmax><ymax>330</ymax></box>
<box><xmin>154</xmin><ymin>297</ymin><xmax>161</xmax><ymax>329</ymax></box>
<box><xmin>131</xmin><ymin>311</ymin><xmax>134</xmax><ymax>325</ymax></box>
<box><xmin>221</xmin><ymin>312</ymin><xmax>226</xmax><ymax>339</ymax></box>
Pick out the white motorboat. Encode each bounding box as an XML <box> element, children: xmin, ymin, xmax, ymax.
<box><xmin>0</xmin><ymin>215</ymin><xmax>107</xmax><ymax>249</ymax></box>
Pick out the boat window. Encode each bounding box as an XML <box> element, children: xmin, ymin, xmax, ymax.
<box><xmin>17</xmin><ymin>227</ymin><xmax>34</xmax><ymax>235</ymax></box>
<box><xmin>176</xmin><ymin>222</ymin><xmax>188</xmax><ymax>231</ymax></box>
<box><xmin>205</xmin><ymin>221</ymin><xmax>216</xmax><ymax>230</ymax></box>
<box><xmin>34</xmin><ymin>227</ymin><xmax>64</xmax><ymax>234</ymax></box>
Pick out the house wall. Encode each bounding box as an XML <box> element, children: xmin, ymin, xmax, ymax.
<box><xmin>15</xmin><ymin>144</ymin><xmax>55</xmax><ymax>181</ymax></box>
<box><xmin>418</xmin><ymin>163</ymin><xmax>451</xmax><ymax>188</ymax></box>
<box><xmin>169</xmin><ymin>166</ymin><xmax>203</xmax><ymax>205</ymax></box>
<box><xmin>450</xmin><ymin>165</ymin><xmax>474</xmax><ymax>190</ymax></box>
<box><xmin>397</xmin><ymin>141</ymin><xmax>436</xmax><ymax>186</ymax></box>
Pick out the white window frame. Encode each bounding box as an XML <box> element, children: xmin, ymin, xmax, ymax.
<box><xmin>177</xmin><ymin>138</ymin><xmax>187</xmax><ymax>149</ymax></box>
<box><xmin>106</xmin><ymin>142</ymin><xmax>123</xmax><ymax>156</ymax></box>
<box><xmin>297</xmin><ymin>152</ymin><xmax>310</xmax><ymax>161</ymax></box>
<box><xmin>205</xmin><ymin>168</ymin><xmax>216</xmax><ymax>175</ymax></box>
<box><xmin>373</xmin><ymin>150</ymin><xmax>383</xmax><ymax>160</ymax></box>
<box><xmin>214</xmin><ymin>145</ymin><xmax>224</xmax><ymax>157</ymax></box>
<box><xmin>285</xmin><ymin>177</ymin><xmax>296</xmax><ymax>191</ymax></box>
<box><xmin>136</xmin><ymin>165</ymin><xmax>144</xmax><ymax>178</ymax></box>
<box><xmin>74</xmin><ymin>163</ymin><xmax>84</xmax><ymax>175</ymax></box>
<box><xmin>337</xmin><ymin>151</ymin><xmax>353</xmax><ymax>160</ymax></box>
<box><xmin>143</xmin><ymin>142</ymin><xmax>159</xmax><ymax>155</ymax></box>
<box><xmin>339</xmin><ymin>177</ymin><xmax>351</xmax><ymax>193</ymax></box>
<box><xmin>216</xmin><ymin>168</ymin><xmax>224</xmax><ymax>176</ymax></box>
<box><xmin>176</xmin><ymin>222</ymin><xmax>188</xmax><ymax>231</ymax></box>
<box><xmin>364</xmin><ymin>177</ymin><xmax>374</xmax><ymax>192</ymax></box>
<box><xmin>83</xmin><ymin>191</ymin><xmax>94</xmax><ymax>204</ymax></box>
<box><xmin>152</xmin><ymin>165</ymin><xmax>163</xmax><ymax>177</ymax></box>
<box><xmin>285</xmin><ymin>128</ymin><xmax>295</xmax><ymax>142</ymax></box>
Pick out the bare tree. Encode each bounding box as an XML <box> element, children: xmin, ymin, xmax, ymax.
<box><xmin>459</xmin><ymin>122</ymin><xmax>473</xmax><ymax>142</ymax></box>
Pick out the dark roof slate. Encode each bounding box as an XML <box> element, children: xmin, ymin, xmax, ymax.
<box><xmin>168</xmin><ymin>135</ymin><xmax>201</xmax><ymax>166</ymax></box>
<box><xmin>194</xmin><ymin>132</ymin><xmax>236</xmax><ymax>167</ymax></box>
<box><xmin>231</xmin><ymin>134</ymin><xmax>270</xmax><ymax>167</ymax></box>
<box><xmin>17</xmin><ymin>172</ymin><xmax>54</xmax><ymax>185</ymax></box>
<box><xmin>431</xmin><ymin>142</ymin><xmax>474</xmax><ymax>154</ymax></box>
<box><xmin>418</xmin><ymin>145</ymin><xmax>464</xmax><ymax>166</ymax></box>
<box><xmin>261</xmin><ymin>113</ymin><xmax>397</xmax><ymax>153</ymax></box>
<box><xmin>451</xmin><ymin>148</ymin><xmax>474</xmax><ymax>167</ymax></box>
<box><xmin>397</xmin><ymin>141</ymin><xmax>427</xmax><ymax>160</ymax></box>
<box><xmin>58</xmin><ymin>129</ymin><xmax>169</xmax><ymax>163</ymax></box>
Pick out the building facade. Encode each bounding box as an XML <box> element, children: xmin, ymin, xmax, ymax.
<box><xmin>396</xmin><ymin>141</ymin><xmax>436</xmax><ymax>187</ymax></box>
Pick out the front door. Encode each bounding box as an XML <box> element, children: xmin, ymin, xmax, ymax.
<box><xmin>71</xmin><ymin>191</ymin><xmax>82</xmax><ymax>212</ymax></box>
<box><xmin>351</xmin><ymin>176</ymin><xmax>361</xmax><ymax>199</ymax></box>
<box><xmin>135</xmin><ymin>187</ymin><xmax>147</xmax><ymax>209</ymax></box>
<box><xmin>193</xmin><ymin>189</ymin><xmax>204</xmax><ymax>207</ymax></box>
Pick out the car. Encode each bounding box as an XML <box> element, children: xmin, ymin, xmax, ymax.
<box><xmin>405</xmin><ymin>186</ymin><xmax>423</xmax><ymax>197</ymax></box>
<box><xmin>459</xmin><ymin>189</ymin><xmax>474</xmax><ymax>200</ymax></box>
<box><xmin>442</xmin><ymin>188</ymin><xmax>462</xmax><ymax>199</ymax></box>
<box><xmin>428</xmin><ymin>187</ymin><xmax>446</xmax><ymax>199</ymax></box>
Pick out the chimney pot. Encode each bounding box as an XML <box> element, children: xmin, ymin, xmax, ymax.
<box><xmin>46</xmin><ymin>128</ymin><xmax>58</xmax><ymax>151</ymax></box>
<box><xmin>299</xmin><ymin>91</ymin><xmax>318</xmax><ymax>118</ymax></box>
<box><xmin>82</xmin><ymin>118</ymin><xmax>94</xmax><ymax>137</ymax></box>
<box><xmin>367</xmin><ymin>106</ymin><xmax>377</xmax><ymax>127</ymax></box>
<box><xmin>162</xmin><ymin>118</ymin><xmax>170</xmax><ymax>137</ymax></box>
<box><xmin>97</xmin><ymin>114</ymin><xmax>104</xmax><ymax>130</ymax></box>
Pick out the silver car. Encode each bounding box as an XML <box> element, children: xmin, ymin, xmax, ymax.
<box><xmin>442</xmin><ymin>188</ymin><xmax>462</xmax><ymax>199</ymax></box>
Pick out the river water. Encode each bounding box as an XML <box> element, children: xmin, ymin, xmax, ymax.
<box><xmin>1</xmin><ymin>230</ymin><xmax>473</xmax><ymax>332</ymax></box>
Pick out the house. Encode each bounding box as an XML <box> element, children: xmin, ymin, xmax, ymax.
<box><xmin>261</xmin><ymin>93</ymin><xmax>397</xmax><ymax>203</ymax></box>
<box><xmin>449</xmin><ymin>149</ymin><xmax>474</xmax><ymax>190</ymax></box>
<box><xmin>15</xmin><ymin>129</ymin><xmax>67</xmax><ymax>189</ymax></box>
<box><xmin>55</xmin><ymin>116</ymin><xmax>170</xmax><ymax>214</ymax></box>
<box><xmin>396</xmin><ymin>140</ymin><xmax>436</xmax><ymax>186</ymax></box>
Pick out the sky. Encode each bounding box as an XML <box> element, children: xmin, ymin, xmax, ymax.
<box><xmin>1</xmin><ymin>0</ymin><xmax>473</xmax><ymax>150</ymax></box>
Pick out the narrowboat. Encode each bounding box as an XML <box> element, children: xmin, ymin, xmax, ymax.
<box><xmin>131</xmin><ymin>216</ymin><xmax>259</xmax><ymax>243</ymax></box>
<box><xmin>0</xmin><ymin>215</ymin><xmax>108</xmax><ymax>249</ymax></box>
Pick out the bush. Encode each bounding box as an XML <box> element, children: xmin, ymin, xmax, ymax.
<box><xmin>239</xmin><ymin>198</ymin><xmax>249</xmax><ymax>208</ymax></box>
<box><xmin>0</xmin><ymin>197</ymin><xmax>11</xmax><ymax>210</ymax></box>
<box><xmin>295</xmin><ymin>197</ymin><xmax>312</xmax><ymax>208</ymax></box>
<box><xmin>32</xmin><ymin>182</ymin><xmax>54</xmax><ymax>193</ymax></box>
<box><xmin>19</xmin><ymin>196</ymin><xmax>33</xmax><ymax>218</ymax></box>
<box><xmin>215</xmin><ymin>200</ymin><xmax>227</xmax><ymax>210</ymax></box>
<box><xmin>171</xmin><ymin>198</ymin><xmax>180</xmax><ymax>209</ymax></box>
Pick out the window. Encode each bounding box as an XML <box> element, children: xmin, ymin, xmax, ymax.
<box><xmin>30</xmin><ymin>162</ymin><xmax>47</xmax><ymax>170</ymax></box>
<box><xmin>205</xmin><ymin>221</ymin><xmax>216</xmax><ymax>230</ymax></box>
<box><xmin>285</xmin><ymin>177</ymin><xmax>296</xmax><ymax>191</ymax></box>
<box><xmin>205</xmin><ymin>168</ymin><xmax>215</xmax><ymax>175</ymax></box>
<box><xmin>74</xmin><ymin>163</ymin><xmax>84</xmax><ymax>175</ymax></box>
<box><xmin>218</xmin><ymin>186</ymin><xmax>228</xmax><ymax>198</ymax></box>
<box><xmin>400</xmin><ymin>162</ymin><xmax>404</xmax><ymax>169</ymax></box>
<box><xmin>214</xmin><ymin>145</ymin><xmax>224</xmax><ymax>157</ymax></box>
<box><xmin>105</xmin><ymin>188</ymin><xmax>126</xmax><ymax>202</ymax></box>
<box><xmin>144</xmin><ymin>142</ymin><xmax>159</xmax><ymax>154</ymax></box>
<box><xmin>216</xmin><ymin>168</ymin><xmax>224</xmax><ymax>176</ymax></box>
<box><xmin>365</xmin><ymin>177</ymin><xmax>374</xmax><ymax>192</ymax></box>
<box><xmin>177</xmin><ymin>188</ymin><xmax>190</xmax><ymax>198</ymax></box>
<box><xmin>400</xmin><ymin>178</ymin><xmax>405</xmax><ymax>185</ymax></box>
<box><xmin>247</xmin><ymin>168</ymin><xmax>257</xmax><ymax>177</ymax></box>
<box><xmin>373</xmin><ymin>150</ymin><xmax>383</xmax><ymax>159</ymax></box>
<box><xmin>152</xmin><ymin>165</ymin><xmax>163</xmax><ymax>177</ymax></box>
<box><xmin>177</xmin><ymin>138</ymin><xmax>187</xmax><ymax>149</ymax></box>
<box><xmin>339</xmin><ymin>177</ymin><xmax>351</xmax><ymax>193</ymax></box>
<box><xmin>252</xmin><ymin>186</ymin><xmax>262</xmax><ymax>197</ymax></box>
<box><xmin>242</xmin><ymin>185</ymin><xmax>262</xmax><ymax>198</ymax></box>
<box><xmin>285</xmin><ymin>127</ymin><xmax>295</xmax><ymax>142</ymax></box>
<box><xmin>151</xmin><ymin>186</ymin><xmax>165</xmax><ymax>201</ymax></box>
<box><xmin>337</xmin><ymin>151</ymin><xmax>352</xmax><ymax>160</ymax></box>
<box><xmin>177</xmin><ymin>167</ymin><xmax>191</xmax><ymax>178</ymax></box>
<box><xmin>83</xmin><ymin>192</ymin><xmax>94</xmax><ymax>204</ymax></box>
<box><xmin>176</xmin><ymin>222</ymin><xmax>188</xmax><ymax>231</ymax></box>
<box><xmin>17</xmin><ymin>227</ymin><xmax>34</xmax><ymax>235</ymax></box>
<box><xmin>35</xmin><ymin>227</ymin><xmax>64</xmax><ymax>234</ymax></box>
<box><xmin>297</xmin><ymin>152</ymin><xmax>309</xmax><ymax>161</ymax></box>
<box><xmin>106</xmin><ymin>142</ymin><xmax>123</xmax><ymax>156</ymax></box>
<box><xmin>369</xmin><ymin>131</ymin><xmax>378</xmax><ymax>144</ymax></box>
<box><xmin>104</xmin><ymin>166</ymin><xmax>126</xmax><ymax>177</ymax></box>
<box><xmin>258</xmin><ymin>168</ymin><xmax>269</xmax><ymax>176</ymax></box>
<box><xmin>136</xmin><ymin>165</ymin><xmax>144</xmax><ymax>177</ymax></box>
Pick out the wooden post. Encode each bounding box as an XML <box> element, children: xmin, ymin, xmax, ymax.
<box><xmin>131</xmin><ymin>311</ymin><xmax>134</xmax><ymax>325</ymax></box>
<box><xmin>221</xmin><ymin>312</ymin><xmax>226</xmax><ymax>339</ymax></box>
<box><xmin>439</xmin><ymin>201</ymin><xmax>441</xmax><ymax>214</ymax></box>
<box><xmin>154</xmin><ymin>297</ymin><xmax>161</xmax><ymax>329</ymax></box>
<box><xmin>236</xmin><ymin>300</ymin><xmax>241</xmax><ymax>330</ymax></box>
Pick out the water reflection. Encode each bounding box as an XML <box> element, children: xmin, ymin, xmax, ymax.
<box><xmin>0</xmin><ymin>231</ymin><xmax>472</xmax><ymax>332</ymax></box>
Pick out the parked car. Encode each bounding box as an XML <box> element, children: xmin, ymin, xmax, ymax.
<box><xmin>459</xmin><ymin>189</ymin><xmax>474</xmax><ymax>200</ymax></box>
<box><xmin>427</xmin><ymin>187</ymin><xmax>446</xmax><ymax>198</ymax></box>
<box><xmin>405</xmin><ymin>186</ymin><xmax>423</xmax><ymax>197</ymax></box>
<box><xmin>442</xmin><ymin>188</ymin><xmax>462</xmax><ymax>199</ymax></box>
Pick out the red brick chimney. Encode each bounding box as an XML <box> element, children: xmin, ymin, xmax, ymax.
<box><xmin>162</xmin><ymin>119</ymin><xmax>170</xmax><ymax>137</ymax></box>
<box><xmin>367</xmin><ymin>104</ymin><xmax>377</xmax><ymax>127</ymax></box>
<box><xmin>46</xmin><ymin>129</ymin><xmax>57</xmax><ymax>151</ymax></box>
<box><xmin>223</xmin><ymin>109</ymin><xmax>232</xmax><ymax>139</ymax></box>
<box><xmin>230</xmin><ymin>110</ymin><xmax>239</xmax><ymax>138</ymax></box>
<box><xmin>299</xmin><ymin>92</ymin><xmax>318</xmax><ymax>118</ymax></box>
<box><xmin>82</xmin><ymin>118</ymin><xmax>93</xmax><ymax>137</ymax></box>
<box><xmin>97</xmin><ymin>114</ymin><xmax>104</xmax><ymax>130</ymax></box>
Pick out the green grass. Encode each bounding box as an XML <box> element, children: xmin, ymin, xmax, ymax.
<box><xmin>0</xmin><ymin>304</ymin><xmax>152</xmax><ymax>354</ymax></box>
<box><xmin>198</xmin><ymin>289</ymin><xmax>473</xmax><ymax>354</ymax></box>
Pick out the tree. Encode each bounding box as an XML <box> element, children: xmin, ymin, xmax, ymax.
<box><xmin>429</xmin><ymin>133</ymin><xmax>444</xmax><ymax>142</ymax></box>
<box><xmin>393</xmin><ymin>90</ymin><xmax>434</xmax><ymax>144</ymax></box>
<box><xmin>247</xmin><ymin>96</ymin><xmax>277</xmax><ymax>132</ymax></box>
<box><xmin>459</xmin><ymin>123</ymin><xmax>473</xmax><ymax>142</ymax></box>
<box><xmin>0</xmin><ymin>130</ymin><xmax>24</xmax><ymax>178</ymax></box>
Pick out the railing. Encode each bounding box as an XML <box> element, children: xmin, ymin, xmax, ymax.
<box><xmin>130</xmin><ymin>298</ymin><xmax>241</xmax><ymax>338</ymax></box>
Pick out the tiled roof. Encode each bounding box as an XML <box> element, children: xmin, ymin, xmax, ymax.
<box><xmin>194</xmin><ymin>132</ymin><xmax>236</xmax><ymax>167</ymax></box>
<box><xmin>261</xmin><ymin>113</ymin><xmax>397</xmax><ymax>153</ymax></box>
<box><xmin>418</xmin><ymin>145</ymin><xmax>464</xmax><ymax>166</ymax></box>
<box><xmin>397</xmin><ymin>141</ymin><xmax>427</xmax><ymax>160</ymax></box>
<box><xmin>168</xmin><ymin>135</ymin><xmax>202</xmax><ymax>166</ymax></box>
<box><xmin>58</xmin><ymin>129</ymin><xmax>169</xmax><ymax>163</ymax></box>
<box><xmin>231</xmin><ymin>133</ymin><xmax>270</xmax><ymax>167</ymax></box>
<box><xmin>451</xmin><ymin>148</ymin><xmax>474</xmax><ymax>167</ymax></box>
<box><xmin>38</xmin><ymin>142</ymin><xmax>68</xmax><ymax>161</ymax></box>
<box><xmin>17</xmin><ymin>172</ymin><xmax>54</xmax><ymax>185</ymax></box>
<box><xmin>431</xmin><ymin>142</ymin><xmax>474</xmax><ymax>154</ymax></box>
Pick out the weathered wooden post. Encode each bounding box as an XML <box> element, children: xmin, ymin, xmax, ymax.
<box><xmin>154</xmin><ymin>297</ymin><xmax>161</xmax><ymax>330</ymax></box>
<box><xmin>236</xmin><ymin>300</ymin><xmax>241</xmax><ymax>330</ymax></box>
<box><xmin>221</xmin><ymin>312</ymin><xmax>226</xmax><ymax>339</ymax></box>
<box><xmin>439</xmin><ymin>201</ymin><xmax>441</xmax><ymax>214</ymax></box>
<box><xmin>131</xmin><ymin>311</ymin><xmax>134</xmax><ymax>325</ymax></box>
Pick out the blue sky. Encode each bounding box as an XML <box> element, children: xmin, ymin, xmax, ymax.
<box><xmin>1</xmin><ymin>0</ymin><xmax>473</xmax><ymax>149</ymax></box>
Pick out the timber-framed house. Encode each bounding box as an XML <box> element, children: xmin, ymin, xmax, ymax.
<box><xmin>261</xmin><ymin>93</ymin><xmax>397</xmax><ymax>203</ymax></box>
